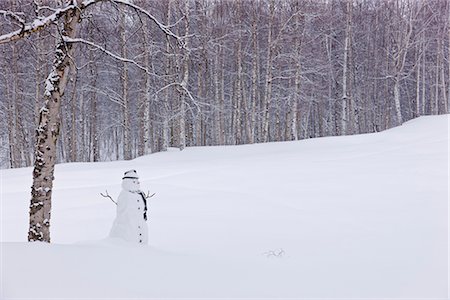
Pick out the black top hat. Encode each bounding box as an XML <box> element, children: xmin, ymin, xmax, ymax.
<box><xmin>123</xmin><ymin>169</ymin><xmax>139</xmax><ymax>179</ymax></box>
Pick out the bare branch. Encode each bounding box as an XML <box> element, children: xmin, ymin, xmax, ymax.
<box><xmin>263</xmin><ymin>248</ymin><xmax>285</xmax><ymax>258</ymax></box>
<box><xmin>111</xmin><ymin>0</ymin><xmax>185</xmax><ymax>48</ymax></box>
<box><xmin>100</xmin><ymin>190</ymin><xmax>117</xmax><ymax>205</ymax></box>
<box><xmin>144</xmin><ymin>191</ymin><xmax>156</xmax><ymax>199</ymax></box>
<box><xmin>63</xmin><ymin>37</ymin><xmax>153</xmax><ymax>74</ymax></box>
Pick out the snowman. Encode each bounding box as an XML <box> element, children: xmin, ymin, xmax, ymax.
<box><xmin>109</xmin><ymin>170</ymin><xmax>149</xmax><ymax>244</ymax></box>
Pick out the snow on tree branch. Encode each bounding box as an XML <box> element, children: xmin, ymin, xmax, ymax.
<box><xmin>0</xmin><ymin>4</ymin><xmax>80</xmax><ymax>44</ymax></box>
<box><xmin>0</xmin><ymin>10</ymin><xmax>26</xmax><ymax>27</ymax></box>
<box><xmin>0</xmin><ymin>0</ymin><xmax>104</xmax><ymax>45</ymax></box>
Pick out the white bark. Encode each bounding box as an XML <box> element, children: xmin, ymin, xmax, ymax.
<box><xmin>393</xmin><ymin>74</ymin><xmax>403</xmax><ymax>124</ymax></box>
<box><xmin>89</xmin><ymin>42</ymin><xmax>99</xmax><ymax>162</ymax></box>
<box><xmin>161</xmin><ymin>0</ymin><xmax>172</xmax><ymax>152</ymax></box>
<box><xmin>250</xmin><ymin>11</ymin><xmax>258</xmax><ymax>144</ymax></box>
<box><xmin>341</xmin><ymin>0</ymin><xmax>352</xmax><ymax>135</ymax></box>
<box><xmin>439</xmin><ymin>39</ymin><xmax>447</xmax><ymax>114</ymax></box>
<box><xmin>29</xmin><ymin>7</ymin><xmax>81</xmax><ymax>242</ymax></box>
<box><xmin>391</xmin><ymin>0</ymin><xmax>415</xmax><ymax>125</ymax></box>
<box><xmin>120</xmin><ymin>12</ymin><xmax>131</xmax><ymax>160</ymax></box>
<box><xmin>421</xmin><ymin>40</ymin><xmax>426</xmax><ymax>115</ymax></box>
<box><xmin>178</xmin><ymin>0</ymin><xmax>190</xmax><ymax>151</ymax></box>
<box><xmin>433</xmin><ymin>40</ymin><xmax>440</xmax><ymax>115</ymax></box>
<box><xmin>447</xmin><ymin>5</ymin><xmax>450</xmax><ymax>114</ymax></box>
<box><xmin>262</xmin><ymin>0</ymin><xmax>274</xmax><ymax>143</ymax></box>
<box><xmin>415</xmin><ymin>41</ymin><xmax>421</xmax><ymax>117</ymax></box>
<box><xmin>213</xmin><ymin>45</ymin><xmax>224</xmax><ymax>145</ymax></box>
<box><xmin>141</xmin><ymin>20</ymin><xmax>152</xmax><ymax>155</ymax></box>
<box><xmin>234</xmin><ymin>12</ymin><xmax>243</xmax><ymax>145</ymax></box>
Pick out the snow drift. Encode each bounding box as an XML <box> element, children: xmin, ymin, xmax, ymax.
<box><xmin>1</xmin><ymin>115</ymin><xmax>448</xmax><ymax>298</ymax></box>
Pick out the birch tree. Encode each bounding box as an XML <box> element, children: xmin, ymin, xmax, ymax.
<box><xmin>178</xmin><ymin>0</ymin><xmax>191</xmax><ymax>151</ymax></box>
<box><xmin>119</xmin><ymin>10</ymin><xmax>131</xmax><ymax>160</ymax></box>
<box><xmin>341</xmin><ymin>0</ymin><xmax>352</xmax><ymax>135</ymax></box>
<box><xmin>249</xmin><ymin>0</ymin><xmax>260</xmax><ymax>144</ymax></box>
<box><xmin>262</xmin><ymin>0</ymin><xmax>275</xmax><ymax>143</ymax></box>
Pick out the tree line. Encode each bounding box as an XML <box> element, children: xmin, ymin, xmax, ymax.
<box><xmin>1</xmin><ymin>0</ymin><xmax>449</xmax><ymax>169</ymax></box>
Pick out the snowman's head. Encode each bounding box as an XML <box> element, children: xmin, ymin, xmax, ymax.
<box><xmin>121</xmin><ymin>170</ymin><xmax>140</xmax><ymax>192</ymax></box>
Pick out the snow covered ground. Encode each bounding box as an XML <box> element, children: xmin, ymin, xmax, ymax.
<box><xmin>1</xmin><ymin>115</ymin><xmax>449</xmax><ymax>299</ymax></box>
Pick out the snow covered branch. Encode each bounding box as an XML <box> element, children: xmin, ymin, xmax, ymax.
<box><xmin>0</xmin><ymin>0</ymin><xmax>102</xmax><ymax>45</ymax></box>
<box><xmin>0</xmin><ymin>7</ymin><xmax>66</xmax><ymax>44</ymax></box>
<box><xmin>0</xmin><ymin>10</ymin><xmax>26</xmax><ymax>27</ymax></box>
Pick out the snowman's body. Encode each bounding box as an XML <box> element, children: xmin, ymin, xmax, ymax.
<box><xmin>109</xmin><ymin>177</ymin><xmax>148</xmax><ymax>244</ymax></box>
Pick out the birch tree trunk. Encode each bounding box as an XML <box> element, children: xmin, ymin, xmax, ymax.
<box><xmin>139</xmin><ymin>20</ymin><xmax>152</xmax><ymax>155</ymax></box>
<box><xmin>421</xmin><ymin>38</ymin><xmax>426</xmax><ymax>115</ymax></box>
<box><xmin>8</xmin><ymin>46</ymin><xmax>19</xmax><ymax>168</ymax></box>
<box><xmin>341</xmin><ymin>0</ymin><xmax>352</xmax><ymax>135</ymax></box>
<box><xmin>392</xmin><ymin>0</ymin><xmax>415</xmax><ymax>126</ymax></box>
<box><xmin>88</xmin><ymin>39</ymin><xmax>99</xmax><ymax>162</ymax></box>
<box><xmin>414</xmin><ymin>41</ymin><xmax>421</xmax><ymax>118</ymax></box>
<box><xmin>120</xmin><ymin>11</ymin><xmax>131</xmax><ymax>160</ymax></box>
<box><xmin>68</xmin><ymin>89</ymin><xmax>77</xmax><ymax>162</ymax></box>
<box><xmin>220</xmin><ymin>50</ymin><xmax>225</xmax><ymax>144</ymax></box>
<box><xmin>326</xmin><ymin>34</ymin><xmax>337</xmax><ymax>136</ymax></box>
<box><xmin>249</xmin><ymin>8</ymin><xmax>259</xmax><ymax>144</ymax></box>
<box><xmin>194</xmin><ymin>74</ymin><xmax>202</xmax><ymax>146</ymax></box>
<box><xmin>289</xmin><ymin>7</ymin><xmax>304</xmax><ymax>141</ymax></box>
<box><xmin>178</xmin><ymin>0</ymin><xmax>190</xmax><ymax>151</ymax></box>
<box><xmin>234</xmin><ymin>6</ymin><xmax>243</xmax><ymax>145</ymax></box>
<box><xmin>194</xmin><ymin>46</ymin><xmax>205</xmax><ymax>147</ymax></box>
<box><xmin>160</xmin><ymin>0</ymin><xmax>173</xmax><ymax>152</ymax></box>
<box><xmin>6</xmin><ymin>75</ymin><xmax>17</xmax><ymax>168</ymax></box>
<box><xmin>262</xmin><ymin>0</ymin><xmax>275</xmax><ymax>143</ymax></box>
<box><xmin>29</xmin><ymin>8</ymin><xmax>81</xmax><ymax>242</ymax></box>
<box><xmin>34</xmin><ymin>32</ymin><xmax>46</xmax><ymax>129</ymax></box>
<box><xmin>213</xmin><ymin>44</ymin><xmax>225</xmax><ymax>145</ymax></box>
<box><xmin>80</xmin><ymin>93</ymin><xmax>87</xmax><ymax>161</ymax></box>
<box><xmin>448</xmin><ymin>7</ymin><xmax>450</xmax><ymax>113</ymax></box>
<box><xmin>13</xmin><ymin>43</ymin><xmax>29</xmax><ymax>167</ymax></box>
<box><xmin>439</xmin><ymin>38</ymin><xmax>447</xmax><ymax>114</ymax></box>
<box><xmin>393</xmin><ymin>73</ymin><xmax>402</xmax><ymax>124</ymax></box>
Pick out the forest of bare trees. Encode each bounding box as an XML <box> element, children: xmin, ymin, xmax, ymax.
<box><xmin>1</xmin><ymin>0</ymin><xmax>449</xmax><ymax>169</ymax></box>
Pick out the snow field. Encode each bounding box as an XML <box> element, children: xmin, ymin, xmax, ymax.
<box><xmin>1</xmin><ymin>115</ymin><xmax>448</xmax><ymax>298</ymax></box>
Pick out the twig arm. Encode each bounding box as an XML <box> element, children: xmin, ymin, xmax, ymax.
<box><xmin>145</xmin><ymin>191</ymin><xmax>156</xmax><ymax>199</ymax></box>
<box><xmin>100</xmin><ymin>190</ymin><xmax>117</xmax><ymax>205</ymax></box>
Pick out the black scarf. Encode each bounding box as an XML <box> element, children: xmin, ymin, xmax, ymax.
<box><xmin>138</xmin><ymin>192</ymin><xmax>148</xmax><ymax>221</ymax></box>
